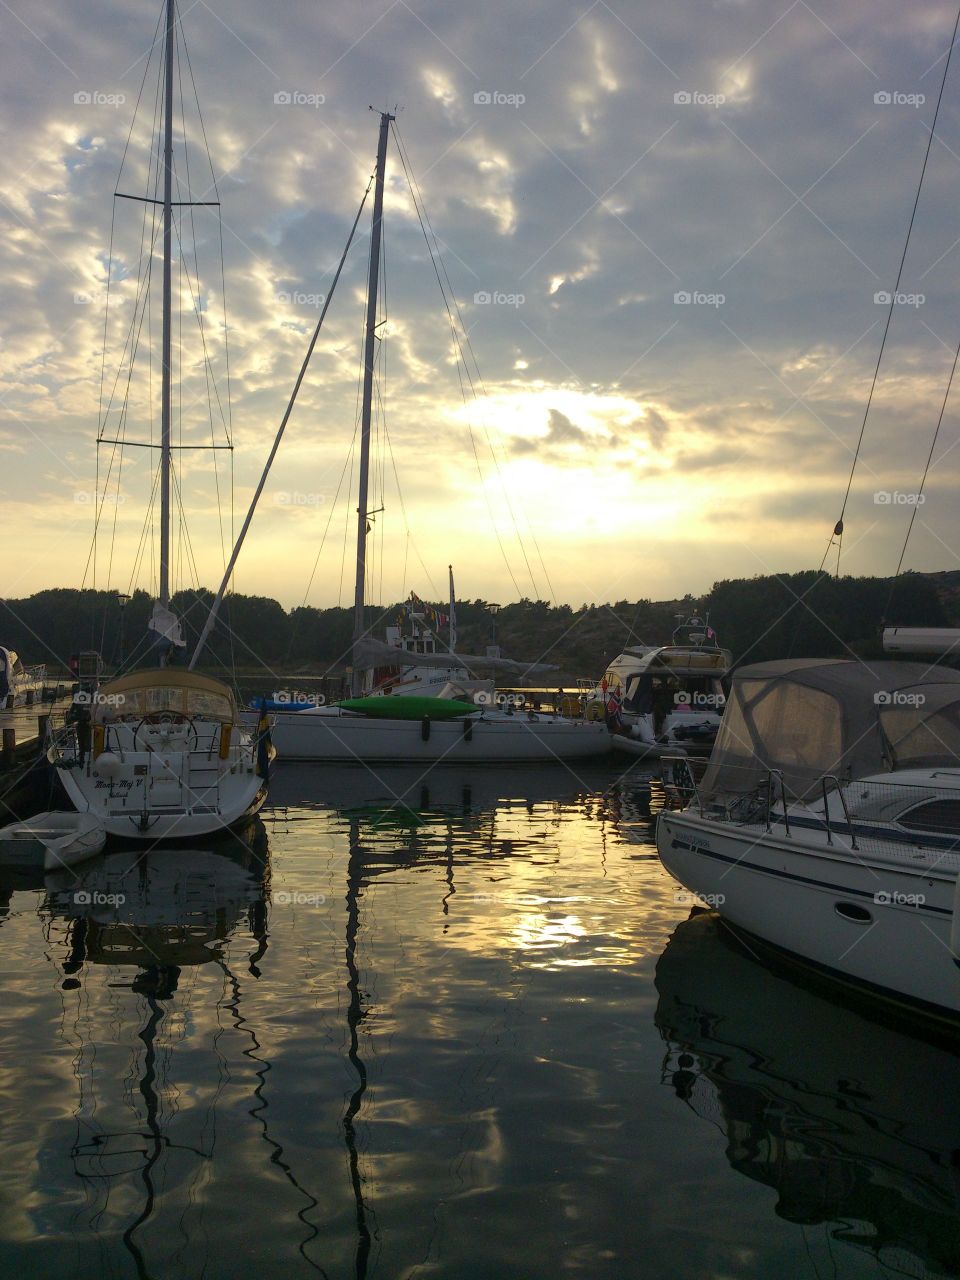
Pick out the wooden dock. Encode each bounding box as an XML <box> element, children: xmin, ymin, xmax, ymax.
<box><xmin>0</xmin><ymin>695</ymin><xmax>70</xmax><ymax>820</ymax></box>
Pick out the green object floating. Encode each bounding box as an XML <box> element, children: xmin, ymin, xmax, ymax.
<box><xmin>336</xmin><ymin>696</ymin><xmax>481</xmax><ymax>720</ymax></box>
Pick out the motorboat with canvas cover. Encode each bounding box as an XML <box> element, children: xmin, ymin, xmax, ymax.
<box><xmin>50</xmin><ymin>670</ymin><xmax>270</xmax><ymax>840</ymax></box>
<box><xmin>656</xmin><ymin>658</ymin><xmax>960</xmax><ymax>1021</ymax></box>
<box><xmin>589</xmin><ymin>614</ymin><xmax>731</xmax><ymax>758</ymax></box>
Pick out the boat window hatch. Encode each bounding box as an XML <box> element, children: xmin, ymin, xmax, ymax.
<box><xmin>895</xmin><ymin>798</ymin><xmax>960</xmax><ymax>836</ymax></box>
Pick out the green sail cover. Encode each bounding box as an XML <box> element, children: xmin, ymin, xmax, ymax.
<box><xmin>336</xmin><ymin>696</ymin><xmax>481</xmax><ymax>721</ymax></box>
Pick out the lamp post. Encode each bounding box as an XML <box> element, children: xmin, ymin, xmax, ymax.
<box><xmin>117</xmin><ymin>593</ymin><xmax>131</xmax><ymax>667</ymax></box>
<box><xmin>487</xmin><ymin>603</ymin><xmax>501</xmax><ymax>658</ymax></box>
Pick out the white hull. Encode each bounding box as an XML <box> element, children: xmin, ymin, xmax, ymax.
<box><xmin>0</xmin><ymin>812</ymin><xmax>105</xmax><ymax>868</ymax></box>
<box><xmin>41</xmin><ymin>813</ymin><xmax>107</xmax><ymax>872</ymax></box>
<box><xmin>250</xmin><ymin>707</ymin><xmax>612</xmax><ymax>763</ymax></box>
<box><xmin>50</xmin><ymin>697</ymin><xmax>270</xmax><ymax>841</ymax></box>
<box><xmin>657</xmin><ymin>809</ymin><xmax>960</xmax><ymax>1017</ymax></box>
<box><xmin>612</xmin><ymin>734</ymin><xmax>686</xmax><ymax>760</ymax></box>
<box><xmin>56</xmin><ymin>765</ymin><xmax>267</xmax><ymax>840</ymax></box>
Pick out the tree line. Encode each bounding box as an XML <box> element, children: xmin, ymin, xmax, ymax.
<box><xmin>0</xmin><ymin>570</ymin><xmax>951</xmax><ymax>682</ymax></box>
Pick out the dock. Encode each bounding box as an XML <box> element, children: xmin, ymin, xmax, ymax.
<box><xmin>0</xmin><ymin>694</ymin><xmax>70</xmax><ymax>819</ymax></box>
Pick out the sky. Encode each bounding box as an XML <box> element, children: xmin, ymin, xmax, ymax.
<box><xmin>3</xmin><ymin>0</ymin><xmax>960</xmax><ymax>612</ymax></box>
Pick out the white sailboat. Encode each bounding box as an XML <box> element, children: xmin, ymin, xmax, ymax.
<box><xmin>48</xmin><ymin>0</ymin><xmax>271</xmax><ymax>840</ymax></box>
<box><xmin>195</xmin><ymin>111</ymin><xmax>610</xmax><ymax>765</ymax></box>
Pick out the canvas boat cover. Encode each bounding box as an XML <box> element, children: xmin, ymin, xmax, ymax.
<box><xmin>700</xmin><ymin>658</ymin><xmax>960</xmax><ymax>800</ymax></box>
<box><xmin>353</xmin><ymin>637</ymin><xmax>556</xmax><ymax>678</ymax></box>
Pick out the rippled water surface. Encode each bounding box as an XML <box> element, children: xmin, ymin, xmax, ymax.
<box><xmin>1</xmin><ymin>762</ymin><xmax>958</xmax><ymax>1279</ymax></box>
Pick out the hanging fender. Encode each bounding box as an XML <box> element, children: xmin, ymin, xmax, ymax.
<box><xmin>462</xmin><ymin>718</ymin><xmax>473</xmax><ymax>742</ymax></box>
<box><xmin>421</xmin><ymin>715</ymin><xmax>431</xmax><ymax>741</ymax></box>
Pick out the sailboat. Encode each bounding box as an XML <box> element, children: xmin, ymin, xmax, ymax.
<box><xmin>226</xmin><ymin>112</ymin><xmax>610</xmax><ymax>764</ymax></box>
<box><xmin>47</xmin><ymin>0</ymin><xmax>271</xmax><ymax>839</ymax></box>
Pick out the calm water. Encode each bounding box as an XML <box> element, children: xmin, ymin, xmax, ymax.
<box><xmin>1</xmin><ymin>761</ymin><xmax>958</xmax><ymax>1279</ymax></box>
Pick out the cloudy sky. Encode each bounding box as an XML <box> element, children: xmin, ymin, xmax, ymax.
<box><xmin>3</xmin><ymin>0</ymin><xmax>960</xmax><ymax>612</ymax></box>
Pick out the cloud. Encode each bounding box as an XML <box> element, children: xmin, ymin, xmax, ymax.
<box><xmin>2</xmin><ymin>0</ymin><xmax>960</xmax><ymax>609</ymax></box>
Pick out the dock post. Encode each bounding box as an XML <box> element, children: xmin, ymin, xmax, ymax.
<box><xmin>2</xmin><ymin>728</ymin><xmax>15</xmax><ymax>767</ymax></box>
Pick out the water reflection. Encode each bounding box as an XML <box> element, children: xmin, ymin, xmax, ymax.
<box><xmin>37</xmin><ymin>825</ymin><xmax>332</xmax><ymax>1280</ymax></box>
<box><xmin>1</xmin><ymin>764</ymin><xmax>690</xmax><ymax>1280</ymax></box>
<box><xmin>655</xmin><ymin>911</ymin><xmax>960</xmax><ymax>1278</ymax></box>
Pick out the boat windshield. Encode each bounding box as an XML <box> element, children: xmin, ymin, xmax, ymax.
<box><xmin>700</xmin><ymin>659</ymin><xmax>960</xmax><ymax>800</ymax></box>
<box><xmin>93</xmin><ymin>674</ymin><xmax>236</xmax><ymax>723</ymax></box>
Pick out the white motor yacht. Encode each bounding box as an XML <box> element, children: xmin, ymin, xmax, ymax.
<box><xmin>589</xmin><ymin>614</ymin><xmax>731</xmax><ymax>758</ymax></box>
<box><xmin>656</xmin><ymin>657</ymin><xmax>960</xmax><ymax>1022</ymax></box>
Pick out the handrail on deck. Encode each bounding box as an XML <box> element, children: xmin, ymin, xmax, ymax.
<box><xmin>820</xmin><ymin>773</ymin><xmax>858</xmax><ymax>850</ymax></box>
<box><xmin>766</xmin><ymin>769</ymin><xmax>790</xmax><ymax>835</ymax></box>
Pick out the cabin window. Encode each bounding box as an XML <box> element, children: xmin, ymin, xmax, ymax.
<box><xmin>896</xmin><ymin>798</ymin><xmax>960</xmax><ymax>835</ymax></box>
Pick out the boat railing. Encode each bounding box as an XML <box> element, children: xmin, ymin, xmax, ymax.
<box><xmin>765</xmin><ymin>769</ymin><xmax>790</xmax><ymax>836</ymax></box>
<box><xmin>821</xmin><ymin>774</ymin><xmax>859</xmax><ymax>850</ymax></box>
<box><xmin>659</xmin><ymin>755</ymin><xmax>706</xmax><ymax>813</ymax></box>
<box><xmin>690</xmin><ymin>773</ymin><xmax>960</xmax><ymax>863</ymax></box>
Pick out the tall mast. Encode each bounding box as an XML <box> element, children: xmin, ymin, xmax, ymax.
<box><xmin>159</xmin><ymin>0</ymin><xmax>175</xmax><ymax>608</ymax></box>
<box><xmin>351</xmin><ymin>110</ymin><xmax>394</xmax><ymax>696</ymax></box>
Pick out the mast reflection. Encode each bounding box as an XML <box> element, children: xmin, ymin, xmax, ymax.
<box><xmin>41</xmin><ymin>823</ymin><xmax>331</xmax><ymax>1279</ymax></box>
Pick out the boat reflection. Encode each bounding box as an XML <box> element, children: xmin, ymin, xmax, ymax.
<box><xmin>44</xmin><ymin>824</ymin><xmax>270</xmax><ymax>977</ymax></box>
<box><xmin>654</xmin><ymin>911</ymin><xmax>960</xmax><ymax>1277</ymax></box>
<box><xmin>39</xmin><ymin>823</ymin><xmax>334</xmax><ymax>1279</ymax></box>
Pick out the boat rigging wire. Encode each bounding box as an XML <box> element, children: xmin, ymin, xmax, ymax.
<box><xmin>884</xmin><ymin>329</ymin><xmax>960</xmax><ymax>618</ymax></box>
<box><xmin>390</xmin><ymin>122</ymin><xmax>546</xmax><ymax>601</ymax></box>
<box><xmin>189</xmin><ymin>178</ymin><xmax>374</xmax><ymax>668</ymax></box>
<box><xmin>821</xmin><ymin>0</ymin><xmax>960</xmax><ymax>575</ymax></box>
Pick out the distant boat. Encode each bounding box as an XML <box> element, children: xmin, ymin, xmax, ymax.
<box><xmin>589</xmin><ymin>613</ymin><xmax>730</xmax><ymax>758</ymax></box>
<box><xmin>0</xmin><ymin>647</ymin><xmax>46</xmax><ymax>708</ymax></box>
<box><xmin>47</xmin><ymin>0</ymin><xmax>272</xmax><ymax>838</ymax></box>
<box><xmin>238</xmin><ymin>113</ymin><xmax>609</xmax><ymax>765</ymax></box>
